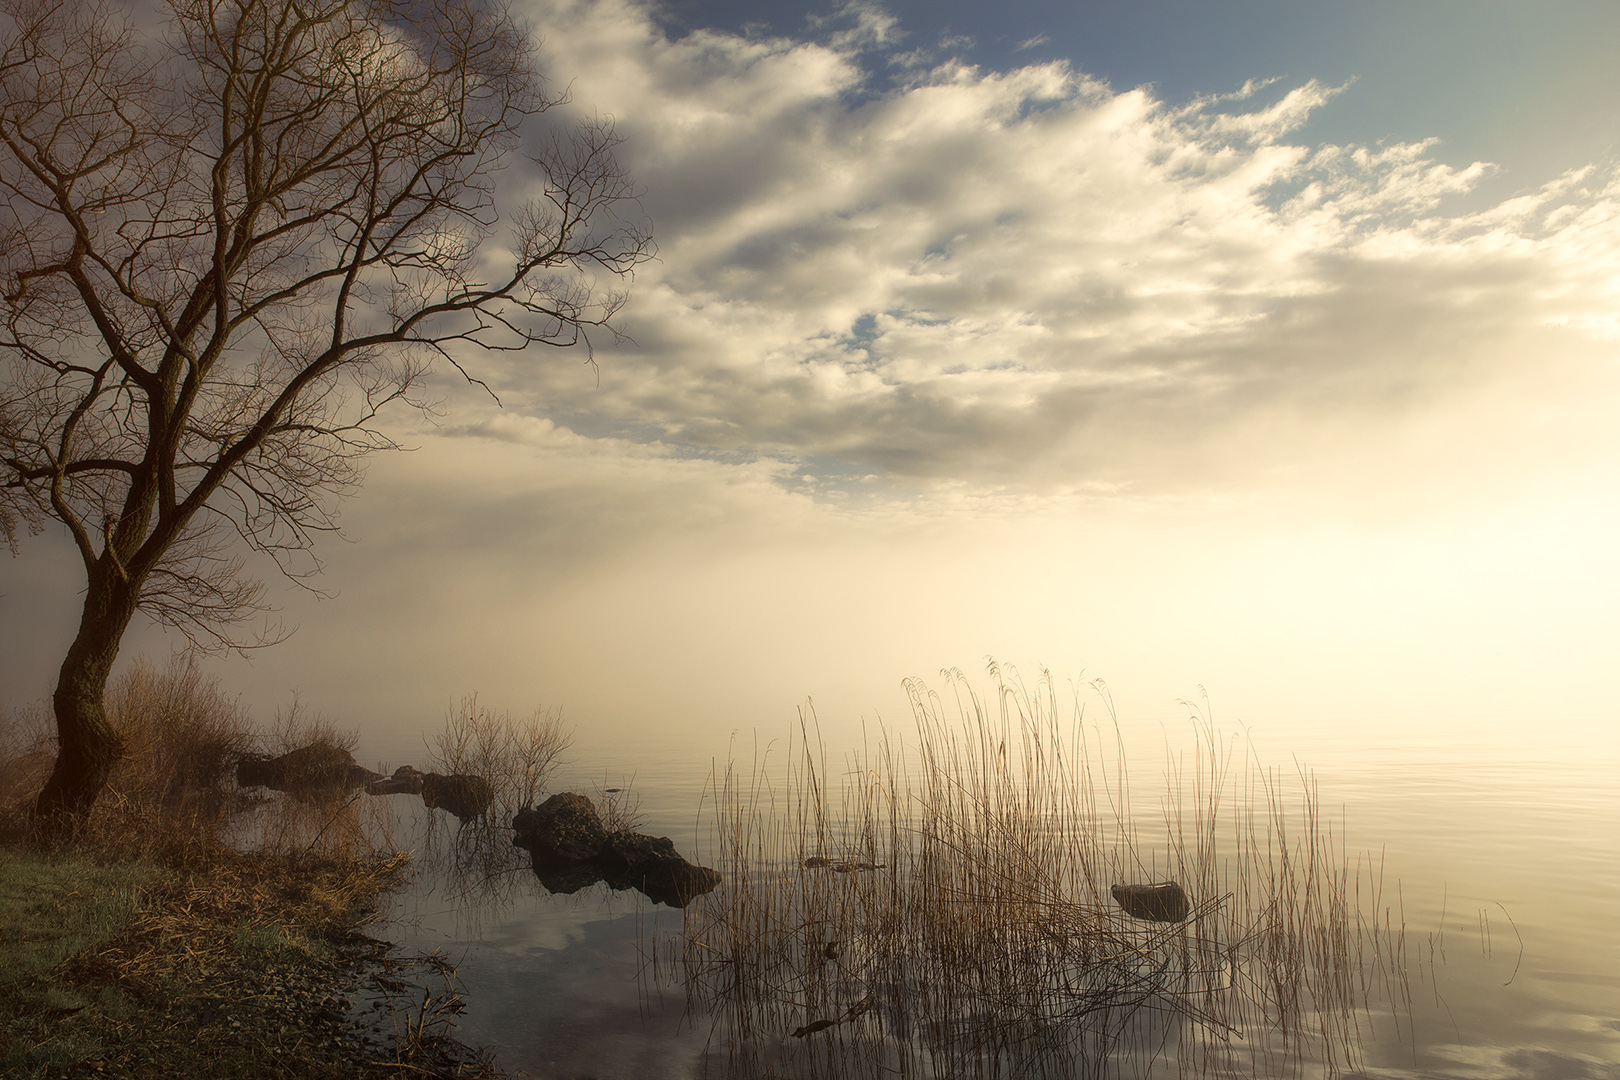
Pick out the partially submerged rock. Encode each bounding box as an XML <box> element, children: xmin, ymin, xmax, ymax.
<box><xmin>1111</xmin><ymin>881</ymin><xmax>1190</xmax><ymax>923</ymax></box>
<box><xmin>511</xmin><ymin>792</ymin><xmax>720</xmax><ymax>908</ymax></box>
<box><xmin>367</xmin><ymin>765</ymin><xmax>427</xmax><ymax>796</ymax></box>
<box><xmin>599</xmin><ymin>831</ymin><xmax>722</xmax><ymax>908</ymax></box>
<box><xmin>369</xmin><ymin>766</ymin><xmax>492</xmax><ymax>823</ymax></box>
<box><xmin>236</xmin><ymin>745</ymin><xmax>382</xmax><ymax>796</ymax></box>
<box><xmin>802</xmin><ymin>856</ymin><xmax>885</xmax><ymax>873</ymax></box>
<box><xmin>422</xmin><ymin>773</ymin><xmax>493</xmax><ymax>822</ymax></box>
<box><xmin>512</xmin><ymin>792</ymin><xmax>607</xmax><ymax>861</ymax></box>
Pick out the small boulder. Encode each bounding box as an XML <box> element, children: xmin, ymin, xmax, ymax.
<box><xmin>511</xmin><ymin>793</ymin><xmax>721</xmax><ymax>907</ymax></box>
<box><xmin>600</xmin><ymin>831</ymin><xmax>720</xmax><ymax>908</ymax></box>
<box><xmin>422</xmin><ymin>773</ymin><xmax>493</xmax><ymax>823</ymax></box>
<box><xmin>620</xmin><ymin>850</ymin><xmax>721</xmax><ymax>908</ymax></box>
<box><xmin>1111</xmin><ymin>882</ymin><xmax>1190</xmax><ymax>923</ymax></box>
<box><xmin>236</xmin><ymin>745</ymin><xmax>379</xmax><ymax>796</ymax></box>
<box><xmin>368</xmin><ymin>765</ymin><xmax>426</xmax><ymax>796</ymax></box>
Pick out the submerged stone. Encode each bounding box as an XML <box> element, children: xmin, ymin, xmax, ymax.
<box><xmin>802</xmin><ymin>856</ymin><xmax>885</xmax><ymax>873</ymax></box>
<box><xmin>367</xmin><ymin>765</ymin><xmax>494</xmax><ymax>822</ymax></box>
<box><xmin>236</xmin><ymin>745</ymin><xmax>381</xmax><ymax>796</ymax></box>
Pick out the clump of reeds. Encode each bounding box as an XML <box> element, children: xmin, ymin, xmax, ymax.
<box><xmin>232</xmin><ymin>696</ymin><xmax>400</xmax><ymax>862</ymax></box>
<box><xmin>677</xmin><ymin>664</ymin><xmax>1411</xmax><ymax>1079</ymax></box>
<box><xmin>0</xmin><ymin>654</ymin><xmax>401</xmax><ymax>868</ymax></box>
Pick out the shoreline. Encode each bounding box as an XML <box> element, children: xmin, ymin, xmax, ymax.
<box><xmin>0</xmin><ymin>843</ymin><xmax>505</xmax><ymax>1080</ymax></box>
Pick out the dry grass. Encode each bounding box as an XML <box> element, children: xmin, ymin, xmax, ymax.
<box><xmin>676</xmin><ymin>665</ymin><xmax>1412</xmax><ymax>1079</ymax></box>
<box><xmin>229</xmin><ymin>697</ymin><xmax>402</xmax><ymax>861</ymax></box>
<box><xmin>1</xmin><ymin>654</ymin><xmax>255</xmax><ymax>863</ymax></box>
<box><xmin>0</xmin><ymin>846</ymin><xmax>417</xmax><ymax>1080</ymax></box>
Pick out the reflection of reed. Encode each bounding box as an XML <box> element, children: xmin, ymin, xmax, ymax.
<box><xmin>673</xmin><ymin>665</ymin><xmax>1415</xmax><ymax>1079</ymax></box>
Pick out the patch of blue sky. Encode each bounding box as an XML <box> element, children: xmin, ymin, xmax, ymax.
<box><xmin>660</xmin><ymin>0</ymin><xmax>1619</xmax><ymax>211</ymax></box>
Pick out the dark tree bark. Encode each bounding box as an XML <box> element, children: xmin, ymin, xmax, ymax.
<box><xmin>36</xmin><ymin>559</ymin><xmax>138</xmax><ymax>831</ymax></box>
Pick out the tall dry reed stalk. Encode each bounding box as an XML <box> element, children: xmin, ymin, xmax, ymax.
<box><xmin>677</xmin><ymin>664</ymin><xmax>1411</xmax><ymax>1079</ymax></box>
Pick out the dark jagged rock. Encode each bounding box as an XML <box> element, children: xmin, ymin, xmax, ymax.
<box><xmin>512</xmin><ymin>793</ymin><xmax>608</xmax><ymax>861</ymax></box>
<box><xmin>421</xmin><ymin>772</ymin><xmax>493</xmax><ymax>823</ymax></box>
<box><xmin>599</xmin><ymin>831</ymin><xmax>723</xmax><ymax>908</ymax></box>
<box><xmin>511</xmin><ymin>792</ymin><xmax>720</xmax><ymax>908</ymax></box>
<box><xmin>1111</xmin><ymin>882</ymin><xmax>1190</xmax><ymax>923</ymax></box>
<box><xmin>236</xmin><ymin>745</ymin><xmax>381</xmax><ymax>796</ymax></box>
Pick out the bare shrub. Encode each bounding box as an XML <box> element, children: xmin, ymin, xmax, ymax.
<box><xmin>395</xmin><ymin>696</ymin><xmax>572</xmax><ymax>927</ymax></box>
<box><xmin>596</xmin><ymin>780</ymin><xmax>645</xmax><ymax>835</ymax></box>
<box><xmin>429</xmin><ymin>695</ymin><xmax>571</xmax><ymax>823</ymax></box>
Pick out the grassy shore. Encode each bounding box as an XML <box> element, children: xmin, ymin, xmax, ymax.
<box><xmin>0</xmin><ymin>657</ymin><xmax>510</xmax><ymax>1080</ymax></box>
<box><xmin>0</xmin><ymin>845</ymin><xmax>428</xmax><ymax>1079</ymax></box>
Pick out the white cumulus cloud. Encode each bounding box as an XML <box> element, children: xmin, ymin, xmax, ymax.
<box><xmin>469</xmin><ymin>0</ymin><xmax>1620</xmax><ymax>504</ymax></box>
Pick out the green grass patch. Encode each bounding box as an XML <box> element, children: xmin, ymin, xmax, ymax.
<box><xmin>0</xmin><ymin>849</ymin><xmax>158</xmax><ymax>991</ymax></box>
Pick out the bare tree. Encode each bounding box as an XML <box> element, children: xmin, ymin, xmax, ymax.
<box><xmin>0</xmin><ymin>0</ymin><xmax>651</xmax><ymax>831</ymax></box>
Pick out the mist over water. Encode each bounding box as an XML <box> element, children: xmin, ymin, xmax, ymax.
<box><xmin>362</xmin><ymin>677</ymin><xmax>1620</xmax><ymax>1080</ymax></box>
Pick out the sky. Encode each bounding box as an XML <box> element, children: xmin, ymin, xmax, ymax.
<box><xmin>5</xmin><ymin>0</ymin><xmax>1620</xmax><ymax>766</ymax></box>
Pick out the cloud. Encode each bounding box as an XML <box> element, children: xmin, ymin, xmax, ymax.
<box><xmin>483</xmin><ymin>0</ymin><xmax>1620</xmax><ymax>505</ymax></box>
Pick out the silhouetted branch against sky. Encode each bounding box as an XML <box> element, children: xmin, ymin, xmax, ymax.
<box><xmin>1</xmin><ymin>0</ymin><xmax>652</xmax><ymax>647</ymax></box>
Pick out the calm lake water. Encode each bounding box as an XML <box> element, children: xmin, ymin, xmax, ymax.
<box><xmin>364</xmin><ymin>722</ymin><xmax>1620</xmax><ymax>1080</ymax></box>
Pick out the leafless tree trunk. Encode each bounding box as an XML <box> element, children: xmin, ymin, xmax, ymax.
<box><xmin>0</xmin><ymin>0</ymin><xmax>651</xmax><ymax>833</ymax></box>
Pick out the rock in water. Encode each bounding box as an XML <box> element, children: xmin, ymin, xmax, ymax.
<box><xmin>236</xmin><ymin>745</ymin><xmax>380</xmax><ymax>796</ymax></box>
<box><xmin>368</xmin><ymin>764</ymin><xmax>427</xmax><ymax>796</ymax></box>
<box><xmin>511</xmin><ymin>793</ymin><xmax>721</xmax><ymax>907</ymax></box>
<box><xmin>1111</xmin><ymin>882</ymin><xmax>1190</xmax><ymax>923</ymax></box>
<box><xmin>512</xmin><ymin>792</ymin><xmax>609</xmax><ymax>862</ymax></box>
<box><xmin>599</xmin><ymin>831</ymin><xmax>722</xmax><ymax>908</ymax></box>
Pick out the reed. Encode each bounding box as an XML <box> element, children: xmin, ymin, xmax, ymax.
<box><xmin>677</xmin><ymin>665</ymin><xmax>1411</xmax><ymax>1079</ymax></box>
<box><xmin>232</xmin><ymin>696</ymin><xmax>399</xmax><ymax>861</ymax></box>
<box><xmin>1</xmin><ymin>654</ymin><xmax>256</xmax><ymax>861</ymax></box>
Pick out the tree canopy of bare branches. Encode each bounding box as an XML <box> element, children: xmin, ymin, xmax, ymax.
<box><xmin>0</xmin><ymin>0</ymin><xmax>652</xmax><ymax>829</ymax></box>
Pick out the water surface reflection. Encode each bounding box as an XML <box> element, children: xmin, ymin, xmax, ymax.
<box><xmin>373</xmin><ymin>728</ymin><xmax>1619</xmax><ymax>1079</ymax></box>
